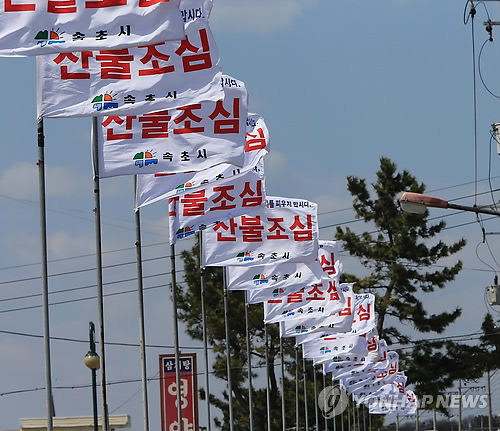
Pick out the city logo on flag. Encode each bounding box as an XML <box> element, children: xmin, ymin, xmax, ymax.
<box><xmin>237</xmin><ymin>252</ymin><xmax>254</xmax><ymax>262</ymax></box>
<box><xmin>295</xmin><ymin>325</ymin><xmax>308</xmax><ymax>333</ymax></box>
<box><xmin>92</xmin><ymin>93</ymin><xmax>118</xmax><ymax>111</ymax></box>
<box><xmin>35</xmin><ymin>29</ymin><xmax>64</xmax><ymax>47</ymax></box>
<box><xmin>176</xmin><ymin>183</ymin><xmax>194</xmax><ymax>194</ymax></box>
<box><xmin>272</xmin><ymin>288</ymin><xmax>285</xmax><ymax>297</ymax></box>
<box><xmin>133</xmin><ymin>151</ymin><xmax>158</xmax><ymax>168</ymax></box>
<box><xmin>253</xmin><ymin>274</ymin><xmax>269</xmax><ymax>285</ymax></box>
<box><xmin>176</xmin><ymin>226</ymin><xmax>195</xmax><ymax>240</ymax></box>
<box><xmin>281</xmin><ymin>310</ymin><xmax>296</xmax><ymax>317</ymax></box>
<box><xmin>320</xmin><ymin>346</ymin><xmax>332</xmax><ymax>355</ymax></box>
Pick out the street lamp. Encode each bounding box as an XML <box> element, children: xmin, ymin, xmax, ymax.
<box><xmin>399</xmin><ymin>192</ymin><xmax>500</xmax><ymax>217</ymax></box>
<box><xmin>84</xmin><ymin>321</ymin><xmax>100</xmax><ymax>431</ymax></box>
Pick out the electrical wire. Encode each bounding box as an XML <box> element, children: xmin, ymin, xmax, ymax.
<box><xmin>478</xmin><ymin>39</ymin><xmax>500</xmax><ymax>99</ymax></box>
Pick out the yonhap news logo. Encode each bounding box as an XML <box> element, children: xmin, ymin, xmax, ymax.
<box><xmin>318</xmin><ymin>386</ymin><xmax>349</xmax><ymax>418</ymax></box>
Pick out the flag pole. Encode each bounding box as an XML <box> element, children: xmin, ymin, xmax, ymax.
<box><xmin>134</xmin><ymin>176</ymin><xmax>149</xmax><ymax>431</ymax></box>
<box><xmin>169</xmin><ymin>243</ymin><xmax>183</xmax><ymax>431</ymax></box>
<box><xmin>222</xmin><ymin>268</ymin><xmax>234</xmax><ymax>431</ymax></box>
<box><xmin>280</xmin><ymin>336</ymin><xmax>286</xmax><ymax>431</ymax></box>
<box><xmin>313</xmin><ymin>365</ymin><xmax>319</xmax><ymax>431</ymax></box>
<box><xmin>322</xmin><ymin>372</ymin><xmax>328</xmax><ymax>431</ymax></box>
<box><xmin>244</xmin><ymin>292</ymin><xmax>254</xmax><ymax>431</ymax></box>
<box><xmin>264</xmin><ymin>324</ymin><xmax>271</xmax><ymax>431</ymax></box>
<box><xmin>37</xmin><ymin>117</ymin><xmax>54</xmax><ymax>431</ymax></box>
<box><xmin>295</xmin><ymin>346</ymin><xmax>300</xmax><ymax>431</ymax></box>
<box><xmin>91</xmin><ymin>117</ymin><xmax>110</xmax><ymax>431</ymax></box>
<box><xmin>199</xmin><ymin>232</ymin><xmax>212</xmax><ymax>431</ymax></box>
<box><xmin>352</xmin><ymin>394</ymin><xmax>356</xmax><ymax>431</ymax></box>
<box><xmin>303</xmin><ymin>355</ymin><xmax>309</xmax><ymax>431</ymax></box>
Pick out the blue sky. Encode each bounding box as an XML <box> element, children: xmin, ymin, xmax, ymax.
<box><xmin>1</xmin><ymin>0</ymin><xmax>500</xmax><ymax>428</ymax></box>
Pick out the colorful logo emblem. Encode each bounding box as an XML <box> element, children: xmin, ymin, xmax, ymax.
<box><xmin>35</xmin><ymin>29</ymin><xmax>64</xmax><ymax>47</ymax></box>
<box><xmin>237</xmin><ymin>252</ymin><xmax>254</xmax><ymax>262</ymax></box>
<box><xmin>281</xmin><ymin>310</ymin><xmax>295</xmax><ymax>317</ymax></box>
<box><xmin>176</xmin><ymin>226</ymin><xmax>195</xmax><ymax>239</ymax></box>
<box><xmin>272</xmin><ymin>288</ymin><xmax>285</xmax><ymax>297</ymax></box>
<box><xmin>175</xmin><ymin>182</ymin><xmax>194</xmax><ymax>194</ymax></box>
<box><xmin>133</xmin><ymin>151</ymin><xmax>158</xmax><ymax>168</ymax></box>
<box><xmin>253</xmin><ymin>274</ymin><xmax>268</xmax><ymax>285</ymax></box>
<box><xmin>294</xmin><ymin>325</ymin><xmax>307</xmax><ymax>333</ymax></box>
<box><xmin>92</xmin><ymin>93</ymin><xmax>118</xmax><ymax>111</ymax></box>
<box><xmin>320</xmin><ymin>346</ymin><xmax>332</xmax><ymax>354</ymax></box>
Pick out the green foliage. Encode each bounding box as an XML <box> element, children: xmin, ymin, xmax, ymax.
<box><xmin>335</xmin><ymin>157</ymin><xmax>479</xmax><ymax>407</ymax></box>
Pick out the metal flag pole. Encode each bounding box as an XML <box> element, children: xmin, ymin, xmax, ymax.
<box><xmin>199</xmin><ymin>232</ymin><xmax>212</xmax><ymax>431</ymax></box>
<box><xmin>37</xmin><ymin>118</ymin><xmax>54</xmax><ymax>431</ymax></box>
<box><xmin>295</xmin><ymin>346</ymin><xmax>300</xmax><ymax>431</ymax></box>
<box><xmin>347</xmin><ymin>394</ymin><xmax>350</xmax><ymax>431</ymax></box>
<box><xmin>368</xmin><ymin>412</ymin><xmax>371</xmax><ymax>431</ymax></box>
<box><xmin>91</xmin><ymin>117</ymin><xmax>110</xmax><ymax>431</ymax></box>
<box><xmin>133</xmin><ymin>176</ymin><xmax>149</xmax><ymax>431</ymax></box>
<box><xmin>169</xmin><ymin>243</ymin><xmax>183</xmax><ymax>431</ymax></box>
<box><xmin>265</xmin><ymin>324</ymin><xmax>271</xmax><ymax>431</ymax></box>
<box><xmin>322</xmin><ymin>372</ymin><xmax>328</xmax><ymax>431</ymax></box>
<box><xmin>313</xmin><ymin>365</ymin><xmax>319</xmax><ymax>431</ymax></box>
<box><xmin>303</xmin><ymin>355</ymin><xmax>309</xmax><ymax>431</ymax></box>
<box><xmin>245</xmin><ymin>292</ymin><xmax>254</xmax><ymax>431</ymax></box>
<box><xmin>280</xmin><ymin>336</ymin><xmax>286</xmax><ymax>431</ymax></box>
<box><xmin>222</xmin><ymin>268</ymin><xmax>234</xmax><ymax>431</ymax></box>
<box><xmin>352</xmin><ymin>394</ymin><xmax>356</xmax><ymax>431</ymax></box>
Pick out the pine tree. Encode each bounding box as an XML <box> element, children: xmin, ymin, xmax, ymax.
<box><xmin>335</xmin><ymin>157</ymin><xmax>482</xmax><ymax>402</ymax></box>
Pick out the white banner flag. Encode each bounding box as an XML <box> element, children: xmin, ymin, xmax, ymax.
<box><xmin>368</xmin><ymin>390</ymin><xmax>416</xmax><ymax>416</ymax></box>
<box><xmin>135</xmin><ymin>112</ymin><xmax>269</xmax><ymax>208</ymax></box>
<box><xmin>263</xmin><ymin>279</ymin><xmax>344</xmax><ymax>324</ymax></box>
<box><xmin>168</xmin><ymin>160</ymin><xmax>266</xmax><ymax>243</ymax></box>
<box><xmin>202</xmin><ymin>196</ymin><xmax>319</xmax><ymax>267</ymax></box>
<box><xmin>328</xmin><ymin>349</ymin><xmax>396</xmax><ymax>379</ymax></box>
<box><xmin>0</xmin><ymin>0</ymin><xmax>186</xmax><ymax>57</ymax></box>
<box><xmin>96</xmin><ymin>75</ymin><xmax>247</xmax><ymax>177</ymax></box>
<box><xmin>318</xmin><ymin>240</ymin><xmax>340</xmax><ymax>279</ymax></box>
<box><xmin>280</xmin><ymin>283</ymin><xmax>354</xmax><ymax>339</ymax></box>
<box><xmin>355</xmin><ymin>370</ymin><xmax>406</xmax><ymax>405</ymax></box>
<box><xmin>342</xmin><ymin>352</ymin><xmax>399</xmax><ymax>394</ymax></box>
<box><xmin>247</xmin><ymin>263</ymin><xmax>342</xmax><ymax>305</ymax></box>
<box><xmin>37</xmin><ymin>14</ymin><xmax>223</xmax><ymax>117</ymax></box>
<box><xmin>227</xmin><ymin>260</ymin><xmax>323</xmax><ymax>291</ymax></box>
<box><xmin>302</xmin><ymin>332</ymin><xmax>370</xmax><ymax>361</ymax></box>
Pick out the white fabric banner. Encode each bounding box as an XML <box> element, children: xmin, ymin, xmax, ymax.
<box><xmin>135</xmin><ymin>112</ymin><xmax>269</xmax><ymax>208</ymax></box>
<box><xmin>292</xmin><ymin>291</ymin><xmax>376</xmax><ymax>345</ymax></box>
<box><xmin>302</xmin><ymin>332</ymin><xmax>369</xmax><ymax>362</ymax></box>
<box><xmin>328</xmin><ymin>350</ymin><xmax>397</xmax><ymax>379</ymax></box>
<box><xmin>96</xmin><ymin>75</ymin><xmax>247</xmax><ymax>177</ymax></box>
<box><xmin>227</xmin><ymin>260</ymin><xmax>323</xmax><ymax>291</ymax></box>
<box><xmin>247</xmin><ymin>263</ymin><xmax>342</xmax><ymax>305</ymax></box>
<box><xmin>37</xmin><ymin>14</ymin><xmax>223</xmax><ymax>117</ymax></box>
<box><xmin>0</xmin><ymin>0</ymin><xmax>186</xmax><ymax>57</ymax></box>
<box><xmin>318</xmin><ymin>240</ymin><xmax>340</xmax><ymax>279</ymax></box>
<box><xmin>168</xmin><ymin>160</ymin><xmax>266</xmax><ymax>243</ymax></box>
<box><xmin>280</xmin><ymin>283</ymin><xmax>354</xmax><ymax>339</ymax></box>
<box><xmin>368</xmin><ymin>390</ymin><xmax>417</xmax><ymax>416</ymax></box>
<box><xmin>342</xmin><ymin>352</ymin><xmax>399</xmax><ymax>394</ymax></box>
<box><xmin>355</xmin><ymin>371</ymin><xmax>407</xmax><ymax>405</ymax></box>
<box><xmin>202</xmin><ymin>196</ymin><xmax>319</xmax><ymax>267</ymax></box>
<box><xmin>263</xmin><ymin>278</ymin><xmax>344</xmax><ymax>324</ymax></box>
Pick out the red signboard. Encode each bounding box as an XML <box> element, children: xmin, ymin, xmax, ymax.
<box><xmin>159</xmin><ymin>353</ymin><xmax>199</xmax><ymax>431</ymax></box>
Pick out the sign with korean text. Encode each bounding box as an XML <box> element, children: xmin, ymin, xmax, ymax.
<box><xmin>135</xmin><ymin>113</ymin><xmax>269</xmax><ymax>208</ymax></box>
<box><xmin>0</xmin><ymin>0</ymin><xmax>186</xmax><ymax>57</ymax></box>
<box><xmin>159</xmin><ymin>353</ymin><xmax>198</xmax><ymax>431</ymax></box>
<box><xmin>293</xmin><ymin>292</ymin><xmax>376</xmax><ymax>345</ymax></box>
<box><xmin>227</xmin><ymin>260</ymin><xmax>323</xmax><ymax>292</ymax></box>
<box><xmin>97</xmin><ymin>76</ymin><xmax>247</xmax><ymax>177</ymax></box>
<box><xmin>37</xmin><ymin>15</ymin><xmax>222</xmax><ymax>117</ymax></box>
<box><xmin>203</xmin><ymin>196</ymin><xmax>319</xmax><ymax>267</ymax></box>
<box><xmin>263</xmin><ymin>278</ymin><xmax>344</xmax><ymax>324</ymax></box>
<box><xmin>302</xmin><ymin>332</ymin><xmax>371</xmax><ymax>362</ymax></box>
<box><xmin>280</xmin><ymin>283</ymin><xmax>354</xmax><ymax>339</ymax></box>
<box><xmin>168</xmin><ymin>159</ymin><xmax>266</xmax><ymax>244</ymax></box>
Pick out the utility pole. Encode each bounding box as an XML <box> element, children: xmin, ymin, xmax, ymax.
<box><xmin>459</xmin><ymin>380</ymin><xmax>462</xmax><ymax>431</ymax></box>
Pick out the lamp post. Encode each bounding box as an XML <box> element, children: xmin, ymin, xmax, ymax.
<box><xmin>84</xmin><ymin>322</ymin><xmax>100</xmax><ymax>431</ymax></box>
<box><xmin>399</xmin><ymin>192</ymin><xmax>500</xmax><ymax>217</ymax></box>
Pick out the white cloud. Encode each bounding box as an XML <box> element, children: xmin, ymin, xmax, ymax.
<box><xmin>210</xmin><ymin>0</ymin><xmax>318</xmax><ymax>33</ymax></box>
<box><xmin>0</xmin><ymin>162</ymin><xmax>89</xmax><ymax>200</ymax></box>
<box><xmin>48</xmin><ymin>231</ymin><xmax>95</xmax><ymax>259</ymax></box>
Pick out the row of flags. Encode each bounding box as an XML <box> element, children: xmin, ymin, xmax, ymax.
<box><xmin>2</xmin><ymin>0</ymin><xmax>416</xmax><ymax>420</ymax></box>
